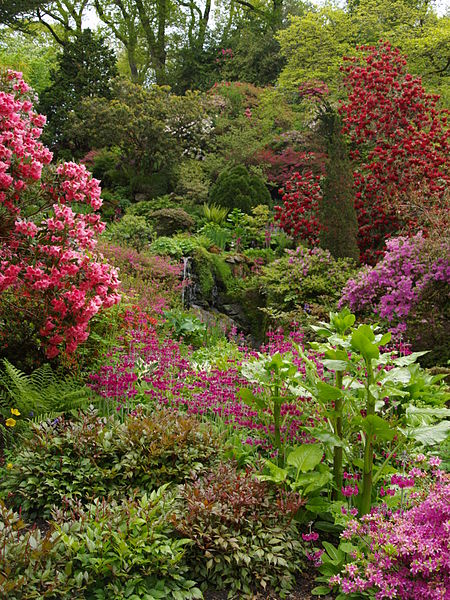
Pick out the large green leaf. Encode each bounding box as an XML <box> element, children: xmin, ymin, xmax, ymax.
<box><xmin>239</xmin><ymin>387</ymin><xmax>267</xmax><ymax>412</ymax></box>
<box><xmin>351</xmin><ymin>327</ymin><xmax>379</xmax><ymax>360</ymax></box>
<box><xmin>322</xmin><ymin>541</ymin><xmax>344</xmax><ymax>564</ymax></box>
<box><xmin>406</xmin><ymin>421</ymin><xmax>450</xmax><ymax>446</ymax></box>
<box><xmin>310</xmin><ymin>325</ymin><xmax>332</xmax><ymax>338</ymax></box>
<box><xmin>291</xmin><ymin>472</ymin><xmax>323</xmax><ymax>490</ymax></box>
<box><xmin>322</xmin><ymin>359</ymin><xmax>348</xmax><ymax>372</ymax></box>
<box><xmin>287</xmin><ymin>444</ymin><xmax>323</xmax><ymax>472</ymax></box>
<box><xmin>304</xmin><ymin>470</ymin><xmax>332</xmax><ymax>494</ymax></box>
<box><xmin>378</xmin><ymin>332</ymin><xmax>391</xmax><ymax>346</ymax></box>
<box><xmin>311</xmin><ymin>586</ymin><xmax>332</xmax><ymax>596</ymax></box>
<box><xmin>308</xmin><ymin>429</ymin><xmax>348</xmax><ymax>448</ymax></box>
<box><xmin>381</xmin><ymin>367</ymin><xmax>411</xmax><ymax>384</ymax></box>
<box><xmin>393</xmin><ymin>351</ymin><xmax>429</xmax><ymax>366</ymax></box>
<box><xmin>316</xmin><ymin>381</ymin><xmax>343</xmax><ymax>402</ymax></box>
<box><xmin>306</xmin><ymin>496</ymin><xmax>330</xmax><ymax>514</ymax></box>
<box><xmin>356</xmin><ymin>415</ymin><xmax>396</xmax><ymax>440</ymax></box>
<box><xmin>258</xmin><ymin>460</ymin><xmax>288</xmax><ymax>484</ymax></box>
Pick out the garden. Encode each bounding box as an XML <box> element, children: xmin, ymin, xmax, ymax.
<box><xmin>0</xmin><ymin>2</ymin><xmax>449</xmax><ymax>599</ymax></box>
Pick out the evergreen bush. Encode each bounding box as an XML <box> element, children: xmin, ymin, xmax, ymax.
<box><xmin>210</xmin><ymin>165</ymin><xmax>271</xmax><ymax>214</ymax></box>
<box><xmin>148</xmin><ymin>208</ymin><xmax>195</xmax><ymax>236</ymax></box>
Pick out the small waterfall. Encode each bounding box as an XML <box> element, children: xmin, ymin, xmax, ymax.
<box><xmin>211</xmin><ymin>284</ymin><xmax>219</xmax><ymax>307</ymax></box>
<box><xmin>181</xmin><ymin>256</ymin><xmax>193</xmax><ymax>308</ymax></box>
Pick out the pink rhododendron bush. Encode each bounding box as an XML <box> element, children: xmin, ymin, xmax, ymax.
<box><xmin>0</xmin><ymin>70</ymin><xmax>120</xmax><ymax>363</ymax></box>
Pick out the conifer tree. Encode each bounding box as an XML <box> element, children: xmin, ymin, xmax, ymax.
<box><xmin>319</xmin><ymin>105</ymin><xmax>359</xmax><ymax>261</ymax></box>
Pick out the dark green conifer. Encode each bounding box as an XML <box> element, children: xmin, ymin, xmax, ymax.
<box><xmin>210</xmin><ymin>165</ymin><xmax>271</xmax><ymax>214</ymax></box>
<box><xmin>319</xmin><ymin>105</ymin><xmax>360</xmax><ymax>261</ymax></box>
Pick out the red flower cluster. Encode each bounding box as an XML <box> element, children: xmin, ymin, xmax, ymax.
<box><xmin>339</xmin><ymin>42</ymin><xmax>449</xmax><ymax>263</ymax></box>
<box><xmin>274</xmin><ymin>170</ymin><xmax>322</xmax><ymax>245</ymax></box>
<box><xmin>0</xmin><ymin>70</ymin><xmax>121</xmax><ymax>359</ymax></box>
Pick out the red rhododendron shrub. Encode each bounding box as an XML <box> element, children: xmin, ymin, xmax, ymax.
<box><xmin>274</xmin><ymin>170</ymin><xmax>323</xmax><ymax>245</ymax></box>
<box><xmin>0</xmin><ymin>70</ymin><xmax>120</xmax><ymax>363</ymax></box>
<box><xmin>339</xmin><ymin>42</ymin><xmax>449</xmax><ymax>263</ymax></box>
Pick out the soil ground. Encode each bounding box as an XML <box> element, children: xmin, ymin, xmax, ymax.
<box><xmin>204</xmin><ymin>571</ymin><xmax>335</xmax><ymax>599</ymax></box>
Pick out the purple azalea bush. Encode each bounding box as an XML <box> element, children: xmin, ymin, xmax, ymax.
<box><xmin>340</xmin><ymin>234</ymin><xmax>449</xmax><ymax>336</ymax></box>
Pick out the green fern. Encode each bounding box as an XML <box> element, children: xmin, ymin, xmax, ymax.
<box><xmin>0</xmin><ymin>359</ymin><xmax>95</xmax><ymax>425</ymax></box>
<box><xmin>202</xmin><ymin>203</ymin><xmax>229</xmax><ymax>225</ymax></box>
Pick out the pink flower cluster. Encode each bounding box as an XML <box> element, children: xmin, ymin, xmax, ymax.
<box><xmin>0</xmin><ymin>70</ymin><xmax>121</xmax><ymax>358</ymax></box>
<box><xmin>98</xmin><ymin>242</ymin><xmax>182</xmax><ymax>314</ymax></box>
<box><xmin>0</xmin><ymin>70</ymin><xmax>51</xmax><ymax>201</ymax></box>
<box><xmin>302</xmin><ymin>531</ymin><xmax>319</xmax><ymax>542</ymax></box>
<box><xmin>391</xmin><ymin>474</ymin><xmax>415</xmax><ymax>489</ymax></box>
<box><xmin>334</xmin><ymin>480</ymin><xmax>450</xmax><ymax>599</ymax></box>
<box><xmin>342</xmin><ymin>484</ymin><xmax>359</xmax><ymax>497</ymax></box>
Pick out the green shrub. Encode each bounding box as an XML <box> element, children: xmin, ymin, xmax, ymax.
<box><xmin>243</xmin><ymin>247</ymin><xmax>275</xmax><ymax>263</ymax></box>
<box><xmin>149</xmin><ymin>235</ymin><xmax>199</xmax><ymax>259</ymax></box>
<box><xmin>100</xmin><ymin>187</ymin><xmax>131</xmax><ymax>221</ymax></box>
<box><xmin>260</xmin><ymin>246</ymin><xmax>357</xmax><ymax>331</ymax></box>
<box><xmin>243</xmin><ymin>204</ymin><xmax>273</xmax><ymax>247</ymax></box>
<box><xmin>163</xmin><ymin>310</ymin><xmax>207</xmax><ymax>348</ymax></box>
<box><xmin>0</xmin><ymin>500</ymin><xmax>66</xmax><ymax>599</ymax></box>
<box><xmin>104</xmin><ymin>214</ymin><xmax>154</xmax><ymax>251</ymax></box>
<box><xmin>271</xmin><ymin>230</ymin><xmax>294</xmax><ymax>254</ymax></box>
<box><xmin>90</xmin><ymin>147</ymin><xmax>126</xmax><ymax>189</ymax></box>
<box><xmin>148</xmin><ymin>207</ymin><xmax>195</xmax><ymax>236</ymax></box>
<box><xmin>172</xmin><ymin>463</ymin><xmax>304</xmax><ymax>598</ymax></box>
<box><xmin>198</xmin><ymin>222</ymin><xmax>231</xmax><ymax>250</ymax></box>
<box><xmin>175</xmin><ymin>160</ymin><xmax>210</xmax><ymax>204</ymax></box>
<box><xmin>318</xmin><ymin>106</ymin><xmax>359</xmax><ymax>260</ymax></box>
<box><xmin>0</xmin><ymin>408</ymin><xmax>221</xmax><ymax>518</ymax></box>
<box><xmin>210</xmin><ymin>165</ymin><xmax>271</xmax><ymax>214</ymax></box>
<box><xmin>130</xmin><ymin>171</ymin><xmax>170</xmax><ymax>198</ymax></box>
<box><xmin>53</xmin><ymin>490</ymin><xmax>202</xmax><ymax>600</ymax></box>
<box><xmin>126</xmin><ymin>195</ymin><xmax>179</xmax><ymax>220</ymax></box>
<box><xmin>0</xmin><ymin>492</ymin><xmax>202</xmax><ymax>600</ymax></box>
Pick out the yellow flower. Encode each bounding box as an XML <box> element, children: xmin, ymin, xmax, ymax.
<box><xmin>10</xmin><ymin>408</ymin><xmax>20</xmax><ymax>416</ymax></box>
<box><xmin>5</xmin><ymin>418</ymin><xmax>16</xmax><ymax>427</ymax></box>
<box><xmin>6</xmin><ymin>463</ymin><xmax>13</xmax><ymax>470</ymax></box>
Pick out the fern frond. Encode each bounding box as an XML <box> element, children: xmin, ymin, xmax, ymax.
<box><xmin>0</xmin><ymin>360</ymin><xmax>94</xmax><ymax>421</ymax></box>
<box><xmin>0</xmin><ymin>359</ymin><xmax>47</xmax><ymax>416</ymax></box>
<box><xmin>30</xmin><ymin>411</ymin><xmax>61</xmax><ymax>425</ymax></box>
<box><xmin>30</xmin><ymin>363</ymin><xmax>57</xmax><ymax>392</ymax></box>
